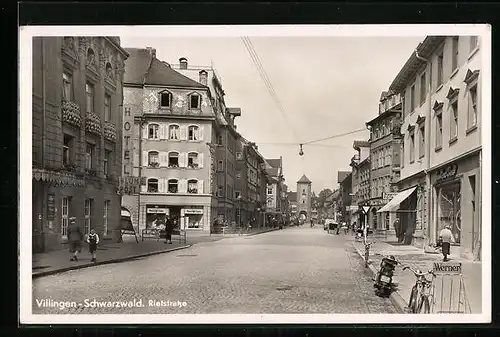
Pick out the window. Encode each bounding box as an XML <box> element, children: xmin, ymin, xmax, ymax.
<box><xmin>409</xmin><ymin>132</ymin><xmax>415</xmax><ymax>163</ymax></box>
<box><xmin>188</xmin><ymin>125</ymin><xmax>199</xmax><ymax>141</ymax></box>
<box><xmin>470</xmin><ymin>36</ymin><xmax>478</xmax><ymax>52</ymax></box>
<box><xmin>419</xmin><ymin>125</ymin><xmax>425</xmax><ymax>158</ymax></box>
<box><xmin>85</xmin><ymin>143</ymin><xmax>94</xmax><ymax>170</ymax></box>
<box><xmin>62</xmin><ymin>72</ymin><xmax>73</xmax><ymax>101</ymax></box>
<box><xmin>189</xmin><ymin>94</ymin><xmax>200</xmax><ymax>109</ymax></box>
<box><xmin>103</xmin><ymin>200</ymin><xmax>110</xmax><ymax>236</ymax></box>
<box><xmin>187</xmin><ymin>152</ymin><xmax>199</xmax><ymax>168</ymax></box>
<box><xmin>148</xmin><ymin>151</ymin><xmax>159</xmax><ymax>167</ymax></box>
<box><xmin>236</xmin><ymin>152</ymin><xmax>243</xmax><ymax>160</ymax></box>
<box><xmin>169</xmin><ymin>125</ymin><xmax>179</xmax><ymax>140</ymax></box>
<box><xmin>104</xmin><ymin>94</ymin><xmax>111</xmax><ymax>122</ymax></box>
<box><xmin>147</xmin><ymin>178</ymin><xmax>159</xmax><ymax>193</ymax></box>
<box><xmin>160</xmin><ymin>91</ymin><xmax>171</xmax><ymax>108</ymax></box>
<box><xmin>218</xmin><ymin>185</ymin><xmax>224</xmax><ymax>197</ymax></box>
<box><xmin>452</xmin><ymin>36</ymin><xmax>459</xmax><ymax>72</ymax></box>
<box><xmin>420</xmin><ymin>72</ymin><xmax>426</xmax><ymax>104</ymax></box>
<box><xmin>217</xmin><ymin>135</ymin><xmax>223</xmax><ymax>146</ymax></box>
<box><xmin>187</xmin><ymin>179</ymin><xmax>198</xmax><ymax>194</ymax></box>
<box><xmin>468</xmin><ymin>85</ymin><xmax>478</xmax><ymax>129</ymax></box>
<box><xmin>104</xmin><ymin>150</ymin><xmax>111</xmax><ymax>176</ymax></box>
<box><xmin>124</xmin><ymin>107</ymin><xmax>131</xmax><ymax>116</ymax></box>
<box><xmin>85</xmin><ymin>82</ymin><xmax>94</xmax><ymax>113</ymax></box>
<box><xmin>168</xmin><ymin>152</ymin><xmax>179</xmax><ymax>168</ymax></box>
<box><xmin>217</xmin><ymin>160</ymin><xmax>224</xmax><ymax>171</ymax></box>
<box><xmin>63</xmin><ymin>134</ymin><xmax>73</xmax><ymax>166</ymax></box>
<box><xmin>410</xmin><ymin>84</ymin><xmax>416</xmax><ymax>112</ymax></box>
<box><xmin>438</xmin><ymin>183</ymin><xmax>461</xmax><ymax>244</ymax></box>
<box><xmin>124</xmin><ymin>136</ymin><xmax>130</xmax><ymax>148</ymax></box>
<box><xmin>61</xmin><ymin>197</ymin><xmax>69</xmax><ymax>237</ymax></box>
<box><xmin>84</xmin><ymin>198</ymin><xmax>92</xmax><ymax>235</ymax></box>
<box><xmin>450</xmin><ymin>101</ymin><xmax>459</xmax><ymax>140</ymax></box>
<box><xmin>124</xmin><ymin>150</ymin><xmax>130</xmax><ymax>160</ymax></box>
<box><xmin>148</xmin><ymin>124</ymin><xmax>159</xmax><ymax>139</ymax></box>
<box><xmin>268</xmin><ymin>187</ymin><xmax>273</xmax><ymax>195</ymax></box>
<box><xmin>436</xmin><ymin>111</ymin><xmax>443</xmax><ymax>149</ymax></box>
<box><xmin>437</xmin><ymin>52</ymin><xmax>444</xmax><ymax>87</ymax></box>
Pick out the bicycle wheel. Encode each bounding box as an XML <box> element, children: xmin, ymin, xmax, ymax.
<box><xmin>408</xmin><ymin>286</ymin><xmax>418</xmax><ymax>313</ymax></box>
<box><xmin>417</xmin><ymin>296</ymin><xmax>430</xmax><ymax>314</ymax></box>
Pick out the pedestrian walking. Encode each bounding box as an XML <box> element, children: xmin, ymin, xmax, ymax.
<box><xmin>394</xmin><ymin>218</ymin><xmax>403</xmax><ymax>243</ymax></box>
<box><xmin>86</xmin><ymin>228</ymin><xmax>100</xmax><ymax>262</ymax></box>
<box><xmin>439</xmin><ymin>224</ymin><xmax>456</xmax><ymax>262</ymax></box>
<box><xmin>67</xmin><ymin>217</ymin><xmax>83</xmax><ymax>261</ymax></box>
<box><xmin>165</xmin><ymin>216</ymin><xmax>174</xmax><ymax>244</ymax></box>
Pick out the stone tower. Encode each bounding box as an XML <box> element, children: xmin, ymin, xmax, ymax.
<box><xmin>296</xmin><ymin>175</ymin><xmax>312</xmax><ymax>221</ymax></box>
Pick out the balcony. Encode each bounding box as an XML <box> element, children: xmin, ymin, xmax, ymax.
<box><xmin>104</xmin><ymin>121</ymin><xmax>117</xmax><ymax>142</ymax></box>
<box><xmin>62</xmin><ymin>100</ymin><xmax>82</xmax><ymax>128</ymax></box>
<box><xmin>85</xmin><ymin>112</ymin><xmax>101</xmax><ymax>136</ymax></box>
<box><xmin>379</xmin><ymin>93</ymin><xmax>402</xmax><ymax>114</ymax></box>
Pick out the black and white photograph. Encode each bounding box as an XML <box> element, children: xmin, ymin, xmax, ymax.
<box><xmin>19</xmin><ymin>24</ymin><xmax>491</xmax><ymax>324</ymax></box>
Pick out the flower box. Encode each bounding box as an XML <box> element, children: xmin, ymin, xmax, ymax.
<box><xmin>62</xmin><ymin>100</ymin><xmax>82</xmax><ymax>128</ymax></box>
<box><xmin>85</xmin><ymin>112</ymin><xmax>101</xmax><ymax>136</ymax></box>
<box><xmin>104</xmin><ymin>121</ymin><xmax>117</xmax><ymax>142</ymax></box>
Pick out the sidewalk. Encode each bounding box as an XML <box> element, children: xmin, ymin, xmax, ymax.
<box><xmin>352</xmin><ymin>238</ymin><xmax>482</xmax><ymax>314</ymax></box>
<box><xmin>32</xmin><ymin>227</ymin><xmax>278</xmax><ymax>278</ymax></box>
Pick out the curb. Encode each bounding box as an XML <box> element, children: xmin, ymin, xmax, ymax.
<box><xmin>352</xmin><ymin>243</ymin><xmax>407</xmax><ymax>314</ymax></box>
<box><xmin>32</xmin><ymin>245</ymin><xmax>191</xmax><ymax>279</ymax></box>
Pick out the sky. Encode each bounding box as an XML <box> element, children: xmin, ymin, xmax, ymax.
<box><xmin>119</xmin><ymin>35</ymin><xmax>425</xmax><ymax>194</ymax></box>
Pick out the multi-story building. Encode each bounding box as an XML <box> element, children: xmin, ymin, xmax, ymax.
<box><xmin>121</xmin><ymin>48</ymin><xmax>218</xmax><ymax>234</ymax></box>
<box><xmin>288</xmin><ymin>191</ymin><xmax>298</xmax><ymax>220</ymax></box>
<box><xmin>366</xmin><ymin>91</ymin><xmax>403</xmax><ymax>232</ymax></box>
<box><xmin>338</xmin><ymin>171</ymin><xmax>353</xmax><ymax>226</ymax></box>
<box><xmin>265</xmin><ymin>158</ymin><xmax>285</xmax><ymax>223</ymax></box>
<box><xmin>32</xmin><ymin>36</ymin><xmax>128</xmax><ymax>252</ymax></box>
<box><xmin>296</xmin><ymin>175</ymin><xmax>312</xmax><ymax>221</ymax></box>
<box><xmin>350</xmin><ymin>140</ymin><xmax>371</xmax><ymax>228</ymax></box>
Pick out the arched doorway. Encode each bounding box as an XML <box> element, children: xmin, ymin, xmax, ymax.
<box><xmin>299</xmin><ymin>210</ymin><xmax>307</xmax><ymax>221</ymax></box>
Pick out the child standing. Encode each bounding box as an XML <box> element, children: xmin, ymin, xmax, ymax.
<box><xmin>87</xmin><ymin>229</ymin><xmax>100</xmax><ymax>262</ymax></box>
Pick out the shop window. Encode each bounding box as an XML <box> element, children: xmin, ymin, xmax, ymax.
<box><xmin>84</xmin><ymin>198</ymin><xmax>92</xmax><ymax>235</ymax></box>
<box><xmin>189</xmin><ymin>93</ymin><xmax>201</xmax><ymax>109</ymax></box>
<box><xmin>467</xmin><ymin>84</ymin><xmax>478</xmax><ymax>129</ymax></box>
<box><xmin>187</xmin><ymin>152</ymin><xmax>199</xmax><ymax>168</ymax></box>
<box><xmin>62</xmin><ymin>72</ymin><xmax>73</xmax><ymax>101</ymax></box>
<box><xmin>188</xmin><ymin>125</ymin><xmax>199</xmax><ymax>141</ymax></box>
<box><xmin>187</xmin><ymin>179</ymin><xmax>198</xmax><ymax>194</ymax></box>
<box><xmin>169</xmin><ymin>125</ymin><xmax>180</xmax><ymax>140</ymax></box>
<box><xmin>61</xmin><ymin>197</ymin><xmax>69</xmax><ymax>238</ymax></box>
<box><xmin>149</xmin><ymin>124</ymin><xmax>160</xmax><ymax>140</ymax></box>
<box><xmin>168</xmin><ymin>152</ymin><xmax>179</xmax><ymax>168</ymax></box>
<box><xmin>147</xmin><ymin>178</ymin><xmax>159</xmax><ymax>193</ymax></box>
<box><xmin>103</xmin><ymin>200</ymin><xmax>110</xmax><ymax>236</ymax></box>
<box><xmin>104</xmin><ymin>94</ymin><xmax>111</xmax><ymax>122</ymax></box>
<box><xmin>85</xmin><ymin>82</ymin><xmax>94</xmax><ymax>114</ymax></box>
<box><xmin>168</xmin><ymin>179</ymin><xmax>178</xmax><ymax>193</ymax></box>
<box><xmin>160</xmin><ymin>91</ymin><xmax>172</xmax><ymax>108</ymax></box>
<box><xmin>438</xmin><ymin>183</ymin><xmax>461</xmax><ymax>244</ymax></box>
<box><xmin>148</xmin><ymin>151</ymin><xmax>159</xmax><ymax>167</ymax></box>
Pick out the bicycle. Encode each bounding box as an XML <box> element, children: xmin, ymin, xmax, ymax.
<box><xmin>403</xmin><ymin>265</ymin><xmax>436</xmax><ymax>314</ymax></box>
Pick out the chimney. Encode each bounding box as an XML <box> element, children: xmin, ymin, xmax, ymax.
<box><xmin>146</xmin><ymin>47</ymin><xmax>156</xmax><ymax>58</ymax></box>
<box><xmin>179</xmin><ymin>57</ymin><xmax>188</xmax><ymax>69</ymax></box>
<box><xmin>199</xmin><ymin>70</ymin><xmax>208</xmax><ymax>86</ymax></box>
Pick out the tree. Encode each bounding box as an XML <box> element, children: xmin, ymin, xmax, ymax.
<box><xmin>317</xmin><ymin>188</ymin><xmax>333</xmax><ymax>212</ymax></box>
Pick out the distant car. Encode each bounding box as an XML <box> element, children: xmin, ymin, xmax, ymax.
<box><xmin>324</xmin><ymin>218</ymin><xmax>337</xmax><ymax>230</ymax></box>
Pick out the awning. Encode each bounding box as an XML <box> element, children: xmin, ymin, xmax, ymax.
<box><xmin>377</xmin><ymin>187</ymin><xmax>417</xmax><ymax>213</ymax></box>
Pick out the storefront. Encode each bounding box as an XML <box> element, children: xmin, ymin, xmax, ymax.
<box><xmin>429</xmin><ymin>152</ymin><xmax>481</xmax><ymax>260</ymax></box>
<box><xmin>181</xmin><ymin>207</ymin><xmax>204</xmax><ymax>230</ymax></box>
<box><xmin>145</xmin><ymin>205</ymin><xmax>169</xmax><ymax>231</ymax></box>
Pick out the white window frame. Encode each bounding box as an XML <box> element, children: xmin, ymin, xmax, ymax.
<box><xmin>187</xmin><ymin>179</ymin><xmax>198</xmax><ymax>194</ymax></box>
<box><xmin>168</xmin><ymin>179</ymin><xmax>179</xmax><ymax>193</ymax></box>
<box><xmin>159</xmin><ymin>91</ymin><xmax>172</xmax><ymax>108</ymax></box>
<box><xmin>104</xmin><ymin>94</ymin><xmax>111</xmax><ymax>122</ymax></box>
<box><xmin>147</xmin><ymin>178</ymin><xmax>159</xmax><ymax>193</ymax></box>
<box><xmin>85</xmin><ymin>81</ymin><xmax>94</xmax><ymax>114</ymax></box>
<box><xmin>148</xmin><ymin>151</ymin><xmax>159</xmax><ymax>167</ymax></box>
<box><xmin>450</xmin><ymin>100</ymin><xmax>459</xmax><ymax>140</ymax></box>
<box><xmin>409</xmin><ymin>131</ymin><xmax>415</xmax><ymax>163</ymax></box>
<box><xmin>189</xmin><ymin>93</ymin><xmax>201</xmax><ymax>109</ymax></box>
<box><xmin>103</xmin><ymin>200</ymin><xmax>110</xmax><ymax>236</ymax></box>
<box><xmin>63</xmin><ymin>72</ymin><xmax>73</xmax><ymax>101</ymax></box>
<box><xmin>84</xmin><ymin>198</ymin><xmax>92</xmax><ymax>235</ymax></box>
<box><xmin>419</xmin><ymin>124</ymin><xmax>425</xmax><ymax>158</ymax></box>
<box><xmin>435</xmin><ymin>110</ymin><xmax>443</xmax><ymax>149</ymax></box>
<box><xmin>188</xmin><ymin>125</ymin><xmax>199</xmax><ymax>141</ymax></box>
<box><xmin>61</xmin><ymin>197</ymin><xmax>69</xmax><ymax>238</ymax></box>
<box><xmin>467</xmin><ymin>83</ymin><xmax>478</xmax><ymax>130</ymax></box>
<box><xmin>187</xmin><ymin>152</ymin><xmax>199</xmax><ymax>168</ymax></box>
<box><xmin>169</xmin><ymin>124</ymin><xmax>180</xmax><ymax>140</ymax></box>
<box><xmin>148</xmin><ymin>124</ymin><xmax>160</xmax><ymax>140</ymax></box>
<box><xmin>168</xmin><ymin>152</ymin><xmax>179</xmax><ymax>168</ymax></box>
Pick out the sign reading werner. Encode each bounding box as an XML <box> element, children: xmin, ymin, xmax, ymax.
<box><xmin>433</xmin><ymin>262</ymin><xmax>462</xmax><ymax>274</ymax></box>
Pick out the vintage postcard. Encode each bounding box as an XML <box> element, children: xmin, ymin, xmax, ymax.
<box><xmin>19</xmin><ymin>24</ymin><xmax>491</xmax><ymax>324</ymax></box>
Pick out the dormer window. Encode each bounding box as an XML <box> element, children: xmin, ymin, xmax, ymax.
<box><xmin>160</xmin><ymin>91</ymin><xmax>172</xmax><ymax>108</ymax></box>
<box><xmin>189</xmin><ymin>93</ymin><xmax>201</xmax><ymax>109</ymax></box>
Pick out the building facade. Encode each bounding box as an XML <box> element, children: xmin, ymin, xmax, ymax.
<box><xmin>296</xmin><ymin>175</ymin><xmax>312</xmax><ymax>221</ymax></box>
<box><xmin>350</xmin><ymin>141</ymin><xmax>371</xmax><ymax>228</ymax></box>
<box><xmin>32</xmin><ymin>36</ymin><xmax>128</xmax><ymax>252</ymax></box>
<box><xmin>265</xmin><ymin>158</ymin><xmax>285</xmax><ymax>223</ymax></box>
<box><xmin>121</xmin><ymin>48</ymin><xmax>216</xmax><ymax>234</ymax></box>
<box><xmin>338</xmin><ymin>171</ymin><xmax>353</xmax><ymax>226</ymax></box>
<box><xmin>366</xmin><ymin>91</ymin><xmax>403</xmax><ymax>232</ymax></box>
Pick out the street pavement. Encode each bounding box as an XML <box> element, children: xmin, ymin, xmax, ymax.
<box><xmin>32</xmin><ymin>226</ymin><xmax>396</xmax><ymax>314</ymax></box>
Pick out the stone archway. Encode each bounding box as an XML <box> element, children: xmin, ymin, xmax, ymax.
<box><xmin>299</xmin><ymin>210</ymin><xmax>307</xmax><ymax>221</ymax></box>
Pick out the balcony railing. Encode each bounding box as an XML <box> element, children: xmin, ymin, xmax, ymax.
<box><xmin>85</xmin><ymin>112</ymin><xmax>101</xmax><ymax>136</ymax></box>
<box><xmin>379</xmin><ymin>93</ymin><xmax>402</xmax><ymax>114</ymax></box>
<box><xmin>62</xmin><ymin>100</ymin><xmax>82</xmax><ymax>128</ymax></box>
<box><xmin>104</xmin><ymin>121</ymin><xmax>117</xmax><ymax>142</ymax></box>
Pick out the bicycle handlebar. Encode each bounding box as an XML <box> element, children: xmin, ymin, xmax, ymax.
<box><xmin>402</xmin><ymin>265</ymin><xmax>436</xmax><ymax>279</ymax></box>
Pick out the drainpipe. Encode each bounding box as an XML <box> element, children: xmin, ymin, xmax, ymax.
<box><xmin>415</xmin><ymin>49</ymin><xmax>432</xmax><ymax>248</ymax></box>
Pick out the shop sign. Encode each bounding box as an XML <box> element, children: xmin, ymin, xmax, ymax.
<box><xmin>119</xmin><ymin>176</ymin><xmax>147</xmax><ymax>195</ymax></box>
<box><xmin>369</xmin><ymin>199</ymin><xmax>386</xmax><ymax>206</ymax></box>
<box><xmin>436</xmin><ymin>164</ymin><xmax>458</xmax><ymax>182</ymax></box>
<box><xmin>47</xmin><ymin>193</ymin><xmax>55</xmax><ymax>221</ymax></box>
<box><xmin>383</xmin><ymin>192</ymin><xmax>398</xmax><ymax>201</ymax></box>
<box><xmin>433</xmin><ymin>262</ymin><xmax>462</xmax><ymax>275</ymax></box>
<box><xmin>184</xmin><ymin>209</ymin><xmax>203</xmax><ymax>215</ymax></box>
<box><xmin>147</xmin><ymin>208</ymin><xmax>168</xmax><ymax>214</ymax></box>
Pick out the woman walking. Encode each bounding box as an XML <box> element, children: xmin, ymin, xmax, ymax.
<box><xmin>67</xmin><ymin>217</ymin><xmax>83</xmax><ymax>261</ymax></box>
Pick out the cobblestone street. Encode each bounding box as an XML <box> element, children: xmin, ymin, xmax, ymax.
<box><xmin>32</xmin><ymin>227</ymin><xmax>395</xmax><ymax>314</ymax></box>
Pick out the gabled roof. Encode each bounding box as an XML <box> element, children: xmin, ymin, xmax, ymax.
<box><xmin>297</xmin><ymin>175</ymin><xmax>312</xmax><ymax>184</ymax></box>
<box><xmin>123</xmin><ymin>48</ymin><xmax>208</xmax><ymax>89</ymax></box>
<box><xmin>266</xmin><ymin>158</ymin><xmax>281</xmax><ymax>169</ymax></box>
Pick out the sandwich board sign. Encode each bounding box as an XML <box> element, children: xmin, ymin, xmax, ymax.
<box><xmin>431</xmin><ymin>262</ymin><xmax>471</xmax><ymax>313</ymax></box>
